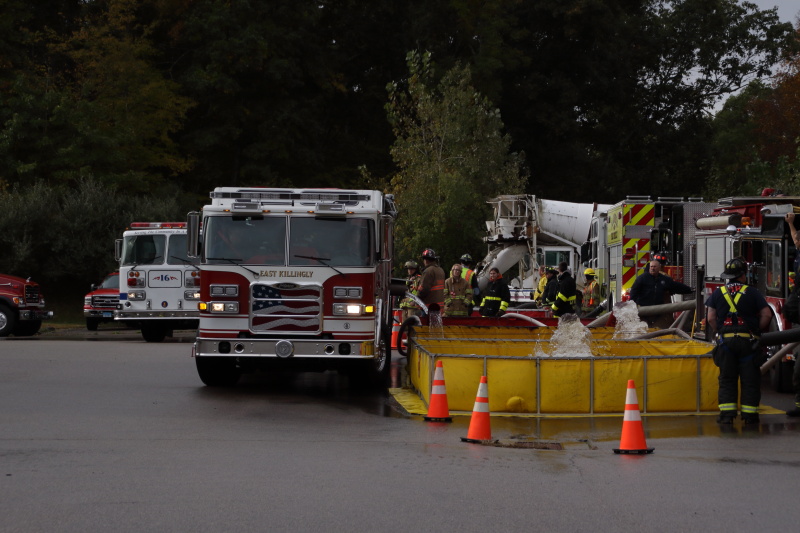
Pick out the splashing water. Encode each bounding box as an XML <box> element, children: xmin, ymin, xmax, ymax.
<box><xmin>404</xmin><ymin>292</ymin><xmax>429</xmax><ymax>315</ymax></box>
<box><xmin>547</xmin><ymin>314</ymin><xmax>593</xmax><ymax>358</ymax></box>
<box><xmin>612</xmin><ymin>300</ymin><xmax>648</xmax><ymax>339</ymax></box>
<box><xmin>428</xmin><ymin>310</ymin><xmax>443</xmax><ymax>338</ymax></box>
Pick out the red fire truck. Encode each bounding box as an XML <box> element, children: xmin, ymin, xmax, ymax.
<box><xmin>186</xmin><ymin>187</ymin><xmax>399</xmax><ymax>387</ymax></box>
<box><xmin>695</xmin><ymin>195</ymin><xmax>800</xmax><ymax>390</ymax></box>
<box><xmin>0</xmin><ymin>273</ymin><xmax>54</xmax><ymax>337</ymax></box>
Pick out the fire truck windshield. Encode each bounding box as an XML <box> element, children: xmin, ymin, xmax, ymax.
<box><xmin>203</xmin><ymin>215</ymin><xmax>374</xmax><ymax>267</ymax></box>
<box><xmin>121</xmin><ymin>235</ymin><xmax>166</xmax><ymax>266</ymax></box>
<box><xmin>205</xmin><ymin>216</ymin><xmax>287</xmax><ymax>265</ymax></box>
<box><xmin>290</xmin><ymin>217</ymin><xmax>374</xmax><ymax>267</ymax></box>
<box><xmin>167</xmin><ymin>234</ymin><xmax>192</xmax><ymax>265</ymax></box>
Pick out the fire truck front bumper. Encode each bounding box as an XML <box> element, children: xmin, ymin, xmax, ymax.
<box><xmin>20</xmin><ymin>309</ymin><xmax>54</xmax><ymax>321</ymax></box>
<box><xmin>194</xmin><ymin>337</ymin><xmax>376</xmax><ymax>360</ymax></box>
<box><xmin>115</xmin><ymin>310</ymin><xmax>199</xmax><ymax>320</ymax></box>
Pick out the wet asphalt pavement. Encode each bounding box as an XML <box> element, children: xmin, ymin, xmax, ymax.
<box><xmin>2</xmin><ymin>327</ymin><xmax>800</xmax><ymax>530</ymax></box>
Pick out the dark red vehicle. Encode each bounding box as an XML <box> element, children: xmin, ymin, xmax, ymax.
<box><xmin>0</xmin><ymin>273</ymin><xmax>54</xmax><ymax>337</ymax></box>
<box><xmin>83</xmin><ymin>272</ymin><xmax>120</xmax><ymax>330</ymax></box>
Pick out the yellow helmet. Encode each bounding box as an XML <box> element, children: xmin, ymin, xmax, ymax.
<box><xmin>584</xmin><ymin>268</ymin><xmax>596</xmax><ymax>277</ymax></box>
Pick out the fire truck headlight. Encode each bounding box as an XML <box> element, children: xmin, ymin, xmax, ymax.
<box><xmin>184</xmin><ymin>290</ymin><xmax>200</xmax><ymax>300</ymax></box>
<box><xmin>127</xmin><ymin>290</ymin><xmax>146</xmax><ymax>301</ymax></box>
<box><xmin>210</xmin><ymin>302</ymin><xmax>239</xmax><ymax>313</ymax></box>
<box><xmin>333</xmin><ymin>303</ymin><xmax>363</xmax><ymax>315</ymax></box>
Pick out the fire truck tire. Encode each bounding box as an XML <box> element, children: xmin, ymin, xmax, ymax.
<box><xmin>371</xmin><ymin>324</ymin><xmax>392</xmax><ymax>387</ymax></box>
<box><xmin>0</xmin><ymin>304</ymin><xmax>17</xmax><ymax>337</ymax></box>
<box><xmin>141</xmin><ymin>324</ymin><xmax>169</xmax><ymax>343</ymax></box>
<box><xmin>196</xmin><ymin>357</ymin><xmax>241</xmax><ymax>387</ymax></box>
<box><xmin>86</xmin><ymin>318</ymin><xmax>100</xmax><ymax>331</ymax></box>
<box><xmin>397</xmin><ymin>317</ymin><xmax>419</xmax><ymax>357</ymax></box>
<box><xmin>13</xmin><ymin>320</ymin><xmax>42</xmax><ymax>337</ymax></box>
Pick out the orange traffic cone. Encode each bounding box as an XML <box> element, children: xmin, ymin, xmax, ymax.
<box><xmin>613</xmin><ymin>379</ymin><xmax>654</xmax><ymax>455</ymax></box>
<box><xmin>391</xmin><ymin>310</ymin><xmax>402</xmax><ymax>349</ymax></box>
<box><xmin>424</xmin><ymin>360</ymin><xmax>452</xmax><ymax>422</ymax></box>
<box><xmin>461</xmin><ymin>375</ymin><xmax>492</xmax><ymax>443</ymax></box>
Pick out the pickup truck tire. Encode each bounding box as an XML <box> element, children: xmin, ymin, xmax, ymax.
<box><xmin>86</xmin><ymin>318</ymin><xmax>100</xmax><ymax>331</ymax></box>
<box><xmin>13</xmin><ymin>320</ymin><xmax>42</xmax><ymax>337</ymax></box>
<box><xmin>0</xmin><ymin>303</ymin><xmax>17</xmax><ymax>337</ymax></box>
<box><xmin>196</xmin><ymin>357</ymin><xmax>241</xmax><ymax>387</ymax></box>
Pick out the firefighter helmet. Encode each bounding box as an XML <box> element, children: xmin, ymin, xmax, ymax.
<box><xmin>721</xmin><ymin>258</ymin><xmax>747</xmax><ymax>280</ymax></box>
<box><xmin>421</xmin><ymin>248</ymin><xmax>437</xmax><ymax>260</ymax></box>
<box><xmin>404</xmin><ymin>260</ymin><xmax>419</xmax><ymax>270</ymax></box>
<box><xmin>460</xmin><ymin>253</ymin><xmax>473</xmax><ymax>264</ymax></box>
<box><xmin>584</xmin><ymin>268</ymin><xmax>596</xmax><ymax>277</ymax></box>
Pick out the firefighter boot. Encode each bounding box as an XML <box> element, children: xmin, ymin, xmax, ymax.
<box><xmin>716</xmin><ymin>412</ymin><xmax>736</xmax><ymax>424</ymax></box>
<box><xmin>741</xmin><ymin>414</ymin><xmax>760</xmax><ymax>425</ymax></box>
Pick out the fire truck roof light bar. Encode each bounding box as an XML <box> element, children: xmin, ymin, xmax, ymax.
<box><xmin>211</xmin><ymin>190</ymin><xmax>370</xmax><ymax>205</ymax></box>
<box><xmin>129</xmin><ymin>222</ymin><xmax>187</xmax><ymax>229</ymax></box>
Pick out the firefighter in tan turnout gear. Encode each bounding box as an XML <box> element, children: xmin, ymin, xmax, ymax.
<box><xmin>444</xmin><ymin>263</ymin><xmax>472</xmax><ymax>317</ymax></box>
<box><xmin>399</xmin><ymin>260</ymin><xmax>422</xmax><ymax>321</ymax></box>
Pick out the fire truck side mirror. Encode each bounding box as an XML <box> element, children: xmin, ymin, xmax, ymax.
<box><xmin>114</xmin><ymin>239</ymin><xmax>122</xmax><ymax>262</ymax></box>
<box><xmin>187</xmin><ymin>211</ymin><xmax>200</xmax><ymax>258</ymax></box>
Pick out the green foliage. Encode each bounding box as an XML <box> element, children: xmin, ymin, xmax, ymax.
<box><xmin>0</xmin><ymin>0</ymin><xmax>193</xmax><ymax>192</ymax></box>
<box><xmin>0</xmin><ymin>178</ymin><xmax>181</xmax><ymax>289</ymax></box>
<box><xmin>386</xmin><ymin>51</ymin><xmax>526</xmax><ymax>271</ymax></box>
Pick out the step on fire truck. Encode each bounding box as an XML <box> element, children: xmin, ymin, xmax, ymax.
<box><xmin>694</xmin><ymin>195</ymin><xmax>800</xmax><ymax>391</ymax></box>
<box><xmin>186</xmin><ymin>187</ymin><xmax>400</xmax><ymax>387</ymax></box>
<box><xmin>115</xmin><ymin>222</ymin><xmax>200</xmax><ymax>342</ymax></box>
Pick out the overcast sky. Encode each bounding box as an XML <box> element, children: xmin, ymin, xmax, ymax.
<box><xmin>751</xmin><ymin>1</ymin><xmax>799</xmax><ymax>25</ymax></box>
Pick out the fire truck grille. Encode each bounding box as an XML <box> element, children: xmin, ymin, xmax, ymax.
<box><xmin>24</xmin><ymin>285</ymin><xmax>40</xmax><ymax>303</ymax></box>
<box><xmin>92</xmin><ymin>295</ymin><xmax>120</xmax><ymax>307</ymax></box>
<box><xmin>250</xmin><ymin>283</ymin><xmax>322</xmax><ymax>333</ymax></box>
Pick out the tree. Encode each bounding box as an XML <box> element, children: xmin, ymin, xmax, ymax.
<box><xmin>707</xmin><ymin>26</ymin><xmax>800</xmax><ymax>197</ymax></box>
<box><xmin>496</xmin><ymin>0</ymin><xmax>795</xmax><ymax>202</ymax></box>
<box><xmin>0</xmin><ymin>0</ymin><xmax>193</xmax><ymax>193</ymax></box>
<box><xmin>386</xmin><ymin>51</ymin><xmax>526</xmax><ymax>270</ymax></box>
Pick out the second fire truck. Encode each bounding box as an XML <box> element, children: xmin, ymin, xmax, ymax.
<box><xmin>115</xmin><ymin>222</ymin><xmax>200</xmax><ymax>342</ymax></box>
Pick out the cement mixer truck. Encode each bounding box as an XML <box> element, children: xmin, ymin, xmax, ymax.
<box><xmin>476</xmin><ymin>195</ymin><xmax>611</xmax><ymax>304</ymax></box>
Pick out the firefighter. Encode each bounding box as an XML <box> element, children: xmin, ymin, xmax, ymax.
<box><xmin>460</xmin><ymin>253</ymin><xmax>481</xmax><ymax>302</ymax></box>
<box><xmin>444</xmin><ymin>263</ymin><xmax>472</xmax><ymax>317</ymax></box>
<box><xmin>479</xmin><ymin>267</ymin><xmax>510</xmax><ymax>317</ymax></box>
<box><xmin>533</xmin><ymin>265</ymin><xmax>548</xmax><ymax>303</ymax></box>
<box><xmin>399</xmin><ymin>260</ymin><xmax>422</xmax><ymax>321</ymax></box>
<box><xmin>629</xmin><ymin>258</ymin><xmax>693</xmax><ymax>328</ymax></box>
<box><xmin>581</xmin><ymin>268</ymin><xmax>602</xmax><ymax>315</ymax></box>
<box><xmin>418</xmin><ymin>248</ymin><xmax>445</xmax><ymax>313</ymax></box>
<box><xmin>551</xmin><ymin>261</ymin><xmax>577</xmax><ymax>318</ymax></box>
<box><xmin>705</xmin><ymin>258</ymin><xmax>771</xmax><ymax>425</ymax></box>
<box><xmin>541</xmin><ymin>267</ymin><xmax>559</xmax><ymax>307</ymax></box>
<box><xmin>784</xmin><ymin>213</ymin><xmax>800</xmax><ymax>417</ymax></box>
